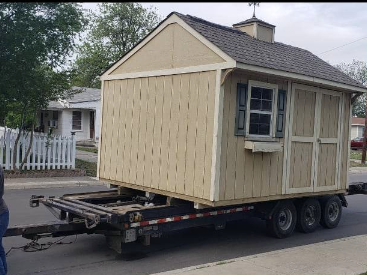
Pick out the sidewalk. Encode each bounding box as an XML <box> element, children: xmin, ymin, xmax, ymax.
<box><xmin>5</xmin><ymin>176</ymin><xmax>104</xmax><ymax>190</ymax></box>
<box><xmin>153</xmin><ymin>235</ymin><xmax>367</xmax><ymax>275</ymax></box>
<box><xmin>76</xmin><ymin>149</ymin><xmax>98</xmax><ymax>163</ymax></box>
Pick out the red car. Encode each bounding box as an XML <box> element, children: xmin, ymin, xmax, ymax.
<box><xmin>351</xmin><ymin>136</ymin><xmax>365</xmax><ymax>150</ymax></box>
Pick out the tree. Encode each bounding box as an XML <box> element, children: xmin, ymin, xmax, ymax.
<box><xmin>0</xmin><ymin>3</ymin><xmax>86</xmax><ymax>170</ymax></box>
<box><xmin>71</xmin><ymin>3</ymin><xmax>161</xmax><ymax>88</ymax></box>
<box><xmin>335</xmin><ymin>60</ymin><xmax>367</xmax><ymax>117</ymax></box>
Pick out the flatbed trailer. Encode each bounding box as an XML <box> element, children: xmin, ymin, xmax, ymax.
<box><xmin>4</xmin><ymin>182</ymin><xmax>367</xmax><ymax>253</ymax></box>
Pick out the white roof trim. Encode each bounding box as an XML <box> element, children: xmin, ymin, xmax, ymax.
<box><xmin>236</xmin><ymin>62</ymin><xmax>367</xmax><ymax>93</ymax></box>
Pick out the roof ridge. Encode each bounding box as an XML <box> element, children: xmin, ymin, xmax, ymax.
<box><xmin>175</xmin><ymin>13</ymin><xmax>250</xmax><ymax>37</ymax></box>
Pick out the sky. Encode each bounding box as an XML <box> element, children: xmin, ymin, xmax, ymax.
<box><xmin>81</xmin><ymin>2</ymin><xmax>367</xmax><ymax>66</ymax></box>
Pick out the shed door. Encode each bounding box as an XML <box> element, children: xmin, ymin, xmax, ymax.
<box><xmin>285</xmin><ymin>84</ymin><xmax>342</xmax><ymax>194</ymax></box>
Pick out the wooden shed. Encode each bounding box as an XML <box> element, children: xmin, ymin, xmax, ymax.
<box><xmin>98</xmin><ymin>12</ymin><xmax>367</xmax><ymax>207</ymax></box>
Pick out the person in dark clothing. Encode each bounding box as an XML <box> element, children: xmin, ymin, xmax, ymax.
<box><xmin>0</xmin><ymin>166</ymin><xmax>9</xmax><ymax>275</ymax></box>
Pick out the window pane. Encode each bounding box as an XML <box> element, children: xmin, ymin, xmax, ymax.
<box><xmin>251</xmin><ymin>87</ymin><xmax>261</xmax><ymax>99</ymax></box>
<box><xmin>259</xmin><ymin>124</ymin><xmax>270</xmax><ymax>135</ymax></box>
<box><xmin>259</xmin><ymin>114</ymin><xmax>271</xmax><ymax>124</ymax></box>
<box><xmin>250</xmin><ymin>99</ymin><xmax>261</xmax><ymax>110</ymax></box>
<box><xmin>250</xmin><ymin>113</ymin><xmax>260</xmax><ymax>123</ymax></box>
<box><xmin>261</xmin><ymin>100</ymin><xmax>272</xmax><ymax>111</ymax></box>
<box><xmin>249</xmin><ymin>124</ymin><xmax>259</xmax><ymax>135</ymax></box>
<box><xmin>262</xmin><ymin>89</ymin><xmax>272</xmax><ymax>100</ymax></box>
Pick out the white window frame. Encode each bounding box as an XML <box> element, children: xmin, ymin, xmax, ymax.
<box><xmin>72</xmin><ymin>110</ymin><xmax>83</xmax><ymax>132</ymax></box>
<box><xmin>246</xmin><ymin>80</ymin><xmax>278</xmax><ymax>138</ymax></box>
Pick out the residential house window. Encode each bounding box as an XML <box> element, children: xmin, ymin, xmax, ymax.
<box><xmin>52</xmin><ymin>111</ymin><xmax>59</xmax><ymax>120</ymax></box>
<box><xmin>235</xmin><ymin>80</ymin><xmax>286</xmax><ymax>138</ymax></box>
<box><xmin>72</xmin><ymin>111</ymin><xmax>82</xmax><ymax>131</ymax></box>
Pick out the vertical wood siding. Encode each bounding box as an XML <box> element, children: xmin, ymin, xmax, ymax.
<box><xmin>219</xmin><ymin>72</ymin><xmax>287</xmax><ymax>201</ymax></box>
<box><xmin>99</xmin><ymin>71</ymin><xmax>217</xmax><ymax>200</ymax></box>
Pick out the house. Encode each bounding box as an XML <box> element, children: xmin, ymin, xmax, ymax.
<box><xmin>97</xmin><ymin>12</ymin><xmax>367</xmax><ymax>207</ymax></box>
<box><xmin>351</xmin><ymin>117</ymin><xmax>365</xmax><ymax>139</ymax></box>
<box><xmin>38</xmin><ymin>87</ymin><xmax>101</xmax><ymax>144</ymax></box>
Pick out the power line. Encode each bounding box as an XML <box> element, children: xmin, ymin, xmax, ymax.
<box><xmin>319</xmin><ymin>36</ymin><xmax>367</xmax><ymax>55</ymax></box>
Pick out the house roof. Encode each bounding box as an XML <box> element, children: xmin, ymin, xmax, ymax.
<box><xmin>352</xmin><ymin>117</ymin><xmax>365</xmax><ymax>125</ymax></box>
<box><xmin>173</xmin><ymin>12</ymin><xmax>365</xmax><ymax>89</ymax></box>
<box><xmin>233</xmin><ymin>16</ymin><xmax>275</xmax><ymax>28</ymax></box>
<box><xmin>67</xmin><ymin>87</ymin><xmax>101</xmax><ymax>103</ymax></box>
<box><xmin>47</xmin><ymin>87</ymin><xmax>101</xmax><ymax>109</ymax></box>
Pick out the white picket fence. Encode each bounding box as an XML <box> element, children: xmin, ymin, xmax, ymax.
<box><xmin>0</xmin><ymin>129</ymin><xmax>76</xmax><ymax>170</ymax></box>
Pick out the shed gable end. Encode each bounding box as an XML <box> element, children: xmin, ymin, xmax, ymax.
<box><xmin>109</xmin><ymin>23</ymin><xmax>225</xmax><ymax>75</ymax></box>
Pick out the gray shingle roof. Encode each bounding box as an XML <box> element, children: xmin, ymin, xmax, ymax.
<box><xmin>67</xmin><ymin>87</ymin><xmax>101</xmax><ymax>103</ymax></box>
<box><xmin>47</xmin><ymin>87</ymin><xmax>101</xmax><ymax>109</ymax></box>
<box><xmin>174</xmin><ymin>12</ymin><xmax>365</xmax><ymax>89</ymax></box>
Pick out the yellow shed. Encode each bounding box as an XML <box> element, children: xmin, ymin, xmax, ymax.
<box><xmin>98</xmin><ymin>12</ymin><xmax>367</xmax><ymax>208</ymax></box>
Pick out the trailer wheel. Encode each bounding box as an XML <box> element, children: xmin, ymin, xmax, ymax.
<box><xmin>320</xmin><ymin>195</ymin><xmax>342</xmax><ymax>229</ymax></box>
<box><xmin>266</xmin><ymin>201</ymin><xmax>297</xmax><ymax>239</ymax></box>
<box><xmin>296</xmin><ymin>198</ymin><xmax>321</xmax><ymax>233</ymax></box>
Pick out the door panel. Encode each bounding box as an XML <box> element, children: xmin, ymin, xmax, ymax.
<box><xmin>314</xmin><ymin>93</ymin><xmax>341</xmax><ymax>191</ymax></box>
<box><xmin>292</xmin><ymin>89</ymin><xmax>316</xmax><ymax>137</ymax></box>
<box><xmin>287</xmin><ymin>86</ymin><xmax>316</xmax><ymax>194</ymax></box>
<box><xmin>285</xmin><ymin>84</ymin><xmax>342</xmax><ymax>194</ymax></box>
<box><xmin>289</xmin><ymin>142</ymin><xmax>313</xmax><ymax>189</ymax></box>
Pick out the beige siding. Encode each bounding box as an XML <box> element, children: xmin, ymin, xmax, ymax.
<box><xmin>235</xmin><ymin>24</ymin><xmax>255</xmax><ymax>37</ymax></box>
<box><xmin>219</xmin><ymin>71</ymin><xmax>287</xmax><ymax>201</ymax></box>
<box><xmin>257</xmin><ymin>24</ymin><xmax>273</xmax><ymax>43</ymax></box>
<box><xmin>110</xmin><ymin>23</ymin><xmax>225</xmax><ymax>75</ymax></box>
<box><xmin>99</xmin><ymin>71</ymin><xmax>217</xmax><ymax>200</ymax></box>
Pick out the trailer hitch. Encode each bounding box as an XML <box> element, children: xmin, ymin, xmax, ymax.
<box><xmin>30</xmin><ymin>195</ymin><xmax>45</xmax><ymax>208</ymax></box>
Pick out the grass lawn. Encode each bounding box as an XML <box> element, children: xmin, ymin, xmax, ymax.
<box><xmin>350</xmin><ymin>161</ymin><xmax>367</xmax><ymax>168</ymax></box>
<box><xmin>75</xmin><ymin>159</ymin><xmax>97</xmax><ymax>177</ymax></box>
<box><xmin>350</xmin><ymin>150</ymin><xmax>362</xmax><ymax>160</ymax></box>
<box><xmin>76</xmin><ymin>146</ymin><xmax>98</xmax><ymax>154</ymax></box>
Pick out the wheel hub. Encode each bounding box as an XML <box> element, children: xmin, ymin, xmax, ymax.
<box><xmin>278</xmin><ymin>209</ymin><xmax>292</xmax><ymax>231</ymax></box>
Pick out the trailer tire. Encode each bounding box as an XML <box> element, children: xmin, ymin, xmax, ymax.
<box><xmin>320</xmin><ymin>195</ymin><xmax>342</xmax><ymax>229</ymax></box>
<box><xmin>266</xmin><ymin>201</ymin><xmax>297</xmax><ymax>239</ymax></box>
<box><xmin>296</xmin><ymin>198</ymin><xmax>321</xmax><ymax>233</ymax></box>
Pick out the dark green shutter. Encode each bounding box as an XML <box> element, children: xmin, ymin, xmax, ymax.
<box><xmin>275</xmin><ymin>89</ymin><xmax>287</xmax><ymax>138</ymax></box>
<box><xmin>235</xmin><ymin>83</ymin><xmax>248</xmax><ymax>136</ymax></box>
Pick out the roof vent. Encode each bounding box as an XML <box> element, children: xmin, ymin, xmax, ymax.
<box><xmin>233</xmin><ymin>16</ymin><xmax>275</xmax><ymax>43</ymax></box>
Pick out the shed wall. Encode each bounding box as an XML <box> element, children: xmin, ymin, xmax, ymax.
<box><xmin>219</xmin><ymin>71</ymin><xmax>287</xmax><ymax>201</ymax></box>
<box><xmin>110</xmin><ymin>23</ymin><xmax>225</xmax><ymax>75</ymax></box>
<box><xmin>99</xmin><ymin>71</ymin><xmax>217</xmax><ymax>200</ymax></box>
<box><xmin>219</xmin><ymin>71</ymin><xmax>351</xmax><ymax>203</ymax></box>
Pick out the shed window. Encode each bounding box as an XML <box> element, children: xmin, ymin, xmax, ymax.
<box><xmin>235</xmin><ymin>80</ymin><xmax>284</xmax><ymax>138</ymax></box>
<box><xmin>249</xmin><ymin>87</ymin><xmax>273</xmax><ymax>136</ymax></box>
<box><xmin>72</xmin><ymin>111</ymin><xmax>82</xmax><ymax>131</ymax></box>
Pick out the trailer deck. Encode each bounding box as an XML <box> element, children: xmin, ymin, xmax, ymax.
<box><xmin>5</xmin><ymin>182</ymin><xmax>367</xmax><ymax>253</ymax></box>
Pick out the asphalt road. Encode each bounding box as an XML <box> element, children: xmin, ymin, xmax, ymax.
<box><xmin>4</xmin><ymin>174</ymin><xmax>367</xmax><ymax>275</ymax></box>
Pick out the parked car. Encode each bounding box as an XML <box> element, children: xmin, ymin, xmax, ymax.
<box><xmin>351</xmin><ymin>136</ymin><xmax>364</xmax><ymax>150</ymax></box>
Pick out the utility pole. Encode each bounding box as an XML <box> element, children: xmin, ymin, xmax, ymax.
<box><xmin>362</xmin><ymin>97</ymin><xmax>367</xmax><ymax>164</ymax></box>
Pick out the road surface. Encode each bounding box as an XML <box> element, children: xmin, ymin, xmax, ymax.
<box><xmin>4</xmin><ymin>174</ymin><xmax>367</xmax><ymax>275</ymax></box>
